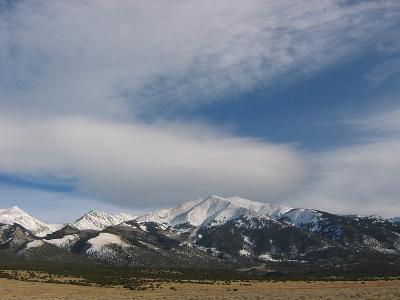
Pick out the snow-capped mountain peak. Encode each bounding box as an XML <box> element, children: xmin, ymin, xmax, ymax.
<box><xmin>0</xmin><ymin>206</ymin><xmax>23</xmax><ymax>213</ymax></box>
<box><xmin>0</xmin><ymin>206</ymin><xmax>62</xmax><ymax>237</ymax></box>
<box><xmin>137</xmin><ymin>195</ymin><xmax>293</xmax><ymax>228</ymax></box>
<box><xmin>69</xmin><ymin>210</ymin><xmax>135</xmax><ymax>231</ymax></box>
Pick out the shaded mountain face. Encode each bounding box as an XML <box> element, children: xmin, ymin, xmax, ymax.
<box><xmin>0</xmin><ymin>195</ymin><xmax>399</xmax><ymax>268</ymax></box>
<box><xmin>194</xmin><ymin>216</ymin><xmax>333</xmax><ymax>261</ymax></box>
<box><xmin>389</xmin><ymin>217</ymin><xmax>400</xmax><ymax>225</ymax></box>
<box><xmin>0</xmin><ymin>223</ymin><xmax>34</xmax><ymax>250</ymax></box>
<box><xmin>279</xmin><ymin>210</ymin><xmax>400</xmax><ymax>254</ymax></box>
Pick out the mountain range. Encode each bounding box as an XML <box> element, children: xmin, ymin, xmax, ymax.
<box><xmin>1</xmin><ymin>195</ymin><xmax>400</xmax><ymax>269</ymax></box>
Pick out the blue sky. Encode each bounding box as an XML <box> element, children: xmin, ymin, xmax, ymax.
<box><xmin>0</xmin><ymin>0</ymin><xmax>400</xmax><ymax>222</ymax></box>
<box><xmin>188</xmin><ymin>53</ymin><xmax>400</xmax><ymax>150</ymax></box>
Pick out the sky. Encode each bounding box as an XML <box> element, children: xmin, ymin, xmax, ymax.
<box><xmin>0</xmin><ymin>0</ymin><xmax>400</xmax><ymax>222</ymax></box>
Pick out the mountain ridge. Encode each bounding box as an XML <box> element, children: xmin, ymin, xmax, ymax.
<box><xmin>1</xmin><ymin>195</ymin><xmax>398</xmax><ymax>235</ymax></box>
<box><xmin>137</xmin><ymin>195</ymin><xmax>293</xmax><ymax>227</ymax></box>
<box><xmin>69</xmin><ymin>210</ymin><xmax>136</xmax><ymax>231</ymax></box>
<box><xmin>1</xmin><ymin>195</ymin><xmax>399</xmax><ymax>269</ymax></box>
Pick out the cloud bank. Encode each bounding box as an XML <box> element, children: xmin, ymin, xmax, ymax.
<box><xmin>0</xmin><ymin>117</ymin><xmax>307</xmax><ymax>207</ymax></box>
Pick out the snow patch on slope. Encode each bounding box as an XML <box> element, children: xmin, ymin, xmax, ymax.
<box><xmin>87</xmin><ymin>233</ymin><xmax>129</xmax><ymax>251</ymax></box>
<box><xmin>46</xmin><ymin>234</ymin><xmax>79</xmax><ymax>249</ymax></box>
<box><xmin>25</xmin><ymin>240</ymin><xmax>45</xmax><ymax>250</ymax></box>
<box><xmin>280</xmin><ymin>208</ymin><xmax>323</xmax><ymax>231</ymax></box>
<box><xmin>239</xmin><ymin>249</ymin><xmax>251</xmax><ymax>256</ymax></box>
<box><xmin>259</xmin><ymin>253</ymin><xmax>279</xmax><ymax>262</ymax></box>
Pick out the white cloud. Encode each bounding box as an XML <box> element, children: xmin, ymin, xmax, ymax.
<box><xmin>297</xmin><ymin>141</ymin><xmax>400</xmax><ymax>217</ymax></box>
<box><xmin>346</xmin><ymin>107</ymin><xmax>400</xmax><ymax>137</ymax></box>
<box><xmin>290</xmin><ymin>108</ymin><xmax>400</xmax><ymax>217</ymax></box>
<box><xmin>0</xmin><ymin>116</ymin><xmax>307</xmax><ymax>207</ymax></box>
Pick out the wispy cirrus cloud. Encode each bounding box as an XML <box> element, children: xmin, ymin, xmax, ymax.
<box><xmin>365</xmin><ymin>58</ymin><xmax>400</xmax><ymax>85</ymax></box>
<box><xmin>346</xmin><ymin>107</ymin><xmax>400</xmax><ymax>137</ymax></box>
<box><xmin>1</xmin><ymin>0</ymin><xmax>399</xmax><ymax>117</ymax></box>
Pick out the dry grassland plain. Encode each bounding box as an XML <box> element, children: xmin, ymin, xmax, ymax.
<box><xmin>1</xmin><ymin>278</ymin><xmax>400</xmax><ymax>300</ymax></box>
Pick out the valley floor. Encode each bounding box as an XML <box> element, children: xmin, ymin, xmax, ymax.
<box><xmin>0</xmin><ymin>278</ymin><xmax>400</xmax><ymax>300</ymax></box>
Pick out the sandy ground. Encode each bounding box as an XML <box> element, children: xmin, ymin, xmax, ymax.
<box><xmin>0</xmin><ymin>278</ymin><xmax>400</xmax><ymax>299</ymax></box>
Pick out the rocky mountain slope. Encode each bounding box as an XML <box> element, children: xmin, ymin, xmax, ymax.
<box><xmin>1</xmin><ymin>195</ymin><xmax>399</xmax><ymax>268</ymax></box>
